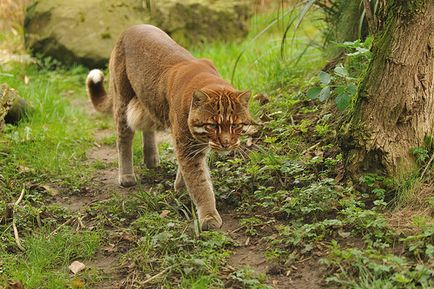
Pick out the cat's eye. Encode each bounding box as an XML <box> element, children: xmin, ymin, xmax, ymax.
<box><xmin>231</xmin><ymin>124</ymin><xmax>243</xmax><ymax>129</ymax></box>
<box><xmin>206</xmin><ymin>124</ymin><xmax>219</xmax><ymax>130</ymax></box>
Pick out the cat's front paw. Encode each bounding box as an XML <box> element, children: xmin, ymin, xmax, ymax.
<box><xmin>199</xmin><ymin>211</ymin><xmax>223</xmax><ymax>230</ymax></box>
<box><xmin>119</xmin><ymin>174</ymin><xmax>137</xmax><ymax>187</ymax></box>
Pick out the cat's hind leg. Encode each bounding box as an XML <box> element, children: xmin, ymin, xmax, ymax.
<box><xmin>114</xmin><ymin>89</ymin><xmax>136</xmax><ymax>187</ymax></box>
<box><xmin>142</xmin><ymin>130</ymin><xmax>159</xmax><ymax>168</ymax></box>
<box><xmin>111</xmin><ymin>54</ymin><xmax>137</xmax><ymax>187</ymax></box>
<box><xmin>126</xmin><ymin>97</ymin><xmax>159</xmax><ymax>168</ymax></box>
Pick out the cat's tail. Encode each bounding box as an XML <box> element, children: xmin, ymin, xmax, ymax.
<box><xmin>86</xmin><ymin>69</ymin><xmax>112</xmax><ymax>114</ymax></box>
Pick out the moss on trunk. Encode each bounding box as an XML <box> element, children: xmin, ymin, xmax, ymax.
<box><xmin>344</xmin><ymin>0</ymin><xmax>434</xmax><ymax>179</ymax></box>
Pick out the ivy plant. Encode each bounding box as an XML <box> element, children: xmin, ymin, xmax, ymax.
<box><xmin>306</xmin><ymin>65</ymin><xmax>357</xmax><ymax>111</ymax></box>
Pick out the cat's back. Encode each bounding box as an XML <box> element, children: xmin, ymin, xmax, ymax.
<box><xmin>121</xmin><ymin>24</ymin><xmax>194</xmax><ymax>66</ymax></box>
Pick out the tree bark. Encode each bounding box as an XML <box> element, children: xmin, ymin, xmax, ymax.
<box><xmin>345</xmin><ymin>0</ymin><xmax>434</xmax><ymax>178</ymax></box>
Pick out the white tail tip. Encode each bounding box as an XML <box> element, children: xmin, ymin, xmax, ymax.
<box><xmin>87</xmin><ymin>69</ymin><xmax>104</xmax><ymax>84</ymax></box>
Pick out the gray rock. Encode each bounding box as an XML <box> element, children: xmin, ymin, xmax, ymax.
<box><xmin>0</xmin><ymin>84</ymin><xmax>31</xmax><ymax>130</ymax></box>
<box><xmin>24</xmin><ymin>0</ymin><xmax>251</xmax><ymax>67</ymax></box>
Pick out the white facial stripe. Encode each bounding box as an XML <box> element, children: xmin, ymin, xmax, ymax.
<box><xmin>193</xmin><ymin>126</ymin><xmax>207</xmax><ymax>134</ymax></box>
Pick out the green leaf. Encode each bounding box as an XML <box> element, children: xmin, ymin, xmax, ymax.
<box><xmin>426</xmin><ymin>244</ymin><xmax>434</xmax><ymax>258</ymax></box>
<box><xmin>394</xmin><ymin>273</ymin><xmax>411</xmax><ymax>284</ymax></box>
<box><xmin>334</xmin><ymin>65</ymin><xmax>348</xmax><ymax>77</ymax></box>
<box><xmin>306</xmin><ymin>87</ymin><xmax>321</xmax><ymax>99</ymax></box>
<box><xmin>347</xmin><ymin>47</ymin><xmax>370</xmax><ymax>56</ymax></box>
<box><xmin>319</xmin><ymin>71</ymin><xmax>331</xmax><ymax>85</ymax></box>
<box><xmin>335</xmin><ymin>92</ymin><xmax>351</xmax><ymax>111</ymax></box>
<box><xmin>319</xmin><ymin>87</ymin><xmax>330</xmax><ymax>102</ymax></box>
<box><xmin>347</xmin><ymin>84</ymin><xmax>357</xmax><ymax>95</ymax></box>
<box><xmin>335</xmin><ymin>85</ymin><xmax>346</xmax><ymax>95</ymax></box>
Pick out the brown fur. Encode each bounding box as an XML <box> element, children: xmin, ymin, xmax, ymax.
<box><xmin>86</xmin><ymin>25</ymin><xmax>255</xmax><ymax>230</ymax></box>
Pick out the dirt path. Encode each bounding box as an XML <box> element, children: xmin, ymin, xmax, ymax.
<box><xmin>53</xmin><ymin>96</ymin><xmax>325</xmax><ymax>288</ymax></box>
<box><xmin>221</xmin><ymin>213</ymin><xmax>324</xmax><ymax>289</ymax></box>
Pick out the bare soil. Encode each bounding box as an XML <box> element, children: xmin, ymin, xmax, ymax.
<box><xmin>49</xmin><ymin>96</ymin><xmax>326</xmax><ymax>288</ymax></box>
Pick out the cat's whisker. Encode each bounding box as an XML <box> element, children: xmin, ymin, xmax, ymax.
<box><xmin>188</xmin><ymin>142</ymin><xmax>208</xmax><ymax>149</ymax></box>
<box><xmin>241</xmin><ymin>142</ymin><xmax>261</xmax><ymax>154</ymax></box>
<box><xmin>237</xmin><ymin>147</ymin><xmax>250</xmax><ymax>160</ymax></box>
<box><xmin>235</xmin><ymin>148</ymin><xmax>246</xmax><ymax>160</ymax></box>
<box><xmin>192</xmin><ymin>147</ymin><xmax>208</xmax><ymax>160</ymax></box>
<box><xmin>185</xmin><ymin>145</ymin><xmax>209</xmax><ymax>162</ymax></box>
<box><xmin>242</xmin><ymin>146</ymin><xmax>254</xmax><ymax>154</ymax></box>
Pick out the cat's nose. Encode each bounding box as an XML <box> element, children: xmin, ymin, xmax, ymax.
<box><xmin>221</xmin><ymin>141</ymin><xmax>230</xmax><ymax>148</ymax></box>
<box><xmin>219</xmin><ymin>134</ymin><xmax>231</xmax><ymax>148</ymax></box>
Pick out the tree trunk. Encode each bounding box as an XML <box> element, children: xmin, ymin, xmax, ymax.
<box><xmin>345</xmin><ymin>0</ymin><xmax>434</xmax><ymax>179</ymax></box>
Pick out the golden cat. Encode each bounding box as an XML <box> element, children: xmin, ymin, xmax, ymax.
<box><xmin>86</xmin><ymin>24</ymin><xmax>255</xmax><ymax>230</ymax></box>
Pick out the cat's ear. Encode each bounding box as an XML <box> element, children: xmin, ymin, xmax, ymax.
<box><xmin>237</xmin><ymin>91</ymin><xmax>251</xmax><ymax>106</ymax></box>
<box><xmin>192</xmin><ymin>90</ymin><xmax>209</xmax><ymax>108</ymax></box>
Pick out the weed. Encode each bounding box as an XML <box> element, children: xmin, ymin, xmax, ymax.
<box><xmin>323</xmin><ymin>241</ymin><xmax>433</xmax><ymax>289</ymax></box>
<box><xmin>228</xmin><ymin>267</ymin><xmax>273</xmax><ymax>289</ymax></box>
<box><xmin>0</xmin><ymin>2</ymin><xmax>431</xmax><ymax>288</ymax></box>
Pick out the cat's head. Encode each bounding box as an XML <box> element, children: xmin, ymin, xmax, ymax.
<box><xmin>188</xmin><ymin>88</ymin><xmax>257</xmax><ymax>151</ymax></box>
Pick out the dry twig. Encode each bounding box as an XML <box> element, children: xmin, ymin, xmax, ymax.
<box><xmin>47</xmin><ymin>217</ymin><xmax>74</xmax><ymax>238</ymax></box>
<box><xmin>301</xmin><ymin>142</ymin><xmax>321</xmax><ymax>155</ymax></box>
<box><xmin>420</xmin><ymin>152</ymin><xmax>434</xmax><ymax>180</ymax></box>
<box><xmin>140</xmin><ymin>267</ymin><xmax>172</xmax><ymax>285</ymax></box>
<box><xmin>12</xmin><ymin>186</ymin><xmax>26</xmax><ymax>251</ymax></box>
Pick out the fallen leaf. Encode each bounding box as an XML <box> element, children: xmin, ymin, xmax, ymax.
<box><xmin>253</xmin><ymin>93</ymin><xmax>269</xmax><ymax>105</ymax></box>
<box><xmin>41</xmin><ymin>184</ymin><xmax>59</xmax><ymax>196</ymax></box>
<box><xmin>160</xmin><ymin>210</ymin><xmax>170</xmax><ymax>218</ymax></box>
<box><xmin>8</xmin><ymin>281</ymin><xmax>24</xmax><ymax>289</ymax></box>
<box><xmin>24</xmin><ymin>76</ymin><xmax>29</xmax><ymax>85</ymax></box>
<box><xmin>17</xmin><ymin>165</ymin><xmax>32</xmax><ymax>173</ymax></box>
<box><xmin>246</xmin><ymin>137</ymin><xmax>253</xmax><ymax>147</ymax></box>
<box><xmin>102</xmin><ymin>243</ymin><xmax>117</xmax><ymax>253</ymax></box>
<box><xmin>69</xmin><ymin>261</ymin><xmax>86</xmax><ymax>274</ymax></box>
<box><xmin>244</xmin><ymin>237</ymin><xmax>250</xmax><ymax>246</ymax></box>
<box><xmin>121</xmin><ymin>232</ymin><xmax>135</xmax><ymax>242</ymax></box>
<box><xmin>338</xmin><ymin>230</ymin><xmax>351</xmax><ymax>238</ymax></box>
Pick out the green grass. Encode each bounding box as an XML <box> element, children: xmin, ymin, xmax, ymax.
<box><xmin>192</xmin><ymin>9</ymin><xmax>325</xmax><ymax>90</ymax></box>
<box><xmin>0</xmin><ymin>228</ymin><xmax>101</xmax><ymax>288</ymax></box>
<box><xmin>0</xmin><ymin>5</ymin><xmax>433</xmax><ymax>289</ymax></box>
<box><xmin>0</xmin><ymin>65</ymin><xmax>95</xmax><ymax>192</ymax></box>
<box><xmin>0</xmin><ymin>64</ymin><xmax>104</xmax><ymax>288</ymax></box>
